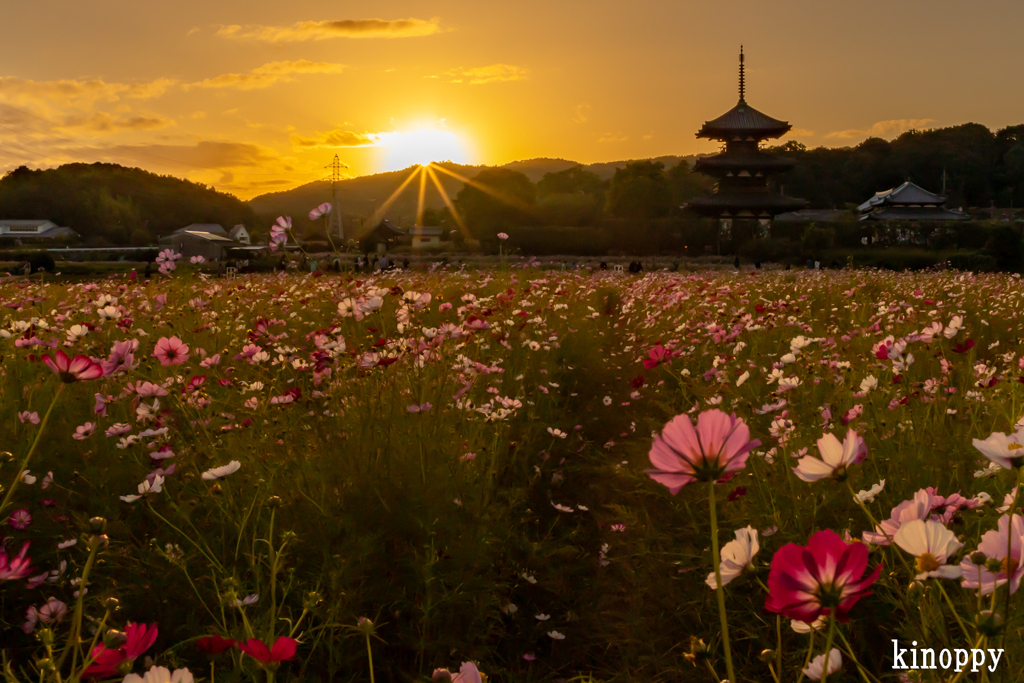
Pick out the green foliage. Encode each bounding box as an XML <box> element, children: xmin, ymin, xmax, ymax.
<box><xmin>537</xmin><ymin>166</ymin><xmax>606</xmax><ymax>201</ymax></box>
<box><xmin>605</xmin><ymin>161</ymin><xmax>672</xmax><ymax>220</ymax></box>
<box><xmin>0</xmin><ymin>163</ymin><xmax>256</xmax><ymax>245</ymax></box>
<box><xmin>984</xmin><ymin>225</ymin><xmax>1024</xmax><ymax>271</ymax></box>
<box><xmin>454</xmin><ymin>168</ymin><xmax>536</xmax><ymax>244</ymax></box>
<box><xmin>800</xmin><ymin>224</ymin><xmax>835</xmax><ymax>254</ymax></box>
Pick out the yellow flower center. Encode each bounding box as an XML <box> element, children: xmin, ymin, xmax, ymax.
<box><xmin>1002</xmin><ymin>556</ymin><xmax>1020</xmax><ymax>576</ymax></box>
<box><xmin>916</xmin><ymin>553</ymin><xmax>941</xmax><ymax>574</ymax></box>
<box><xmin>1008</xmin><ymin>443</ymin><xmax>1023</xmax><ymax>451</ymax></box>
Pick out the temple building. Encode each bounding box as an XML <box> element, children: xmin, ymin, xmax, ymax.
<box><xmin>687</xmin><ymin>48</ymin><xmax>806</xmax><ymax>220</ymax></box>
<box><xmin>857</xmin><ymin>181</ymin><xmax>968</xmax><ymax>221</ymax></box>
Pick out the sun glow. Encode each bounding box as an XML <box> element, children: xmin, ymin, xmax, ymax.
<box><xmin>378</xmin><ymin>128</ymin><xmax>471</xmax><ymax>171</ymax></box>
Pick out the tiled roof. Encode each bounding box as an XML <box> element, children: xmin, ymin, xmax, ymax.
<box><xmin>697</xmin><ymin>101</ymin><xmax>791</xmax><ymax>140</ymax></box>
<box><xmin>858</xmin><ymin>182</ymin><xmax>946</xmax><ymax>211</ymax></box>
<box><xmin>859</xmin><ymin>206</ymin><xmax>969</xmax><ymax>221</ymax></box>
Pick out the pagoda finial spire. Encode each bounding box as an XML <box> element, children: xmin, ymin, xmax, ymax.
<box><xmin>738</xmin><ymin>45</ymin><xmax>745</xmax><ymax>103</ymax></box>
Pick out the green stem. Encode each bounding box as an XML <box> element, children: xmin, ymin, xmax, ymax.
<box><xmin>820</xmin><ymin>617</ymin><xmax>837</xmax><ymax>683</ymax></box>
<box><xmin>1</xmin><ymin>383</ymin><xmax>64</xmax><ymax>516</ymax></box>
<box><xmin>365</xmin><ymin>633</ymin><xmax>376</xmax><ymax>683</ymax></box>
<box><xmin>708</xmin><ymin>481</ymin><xmax>735</xmax><ymax>683</ymax></box>
<box><xmin>56</xmin><ymin>533</ymin><xmax>101</xmax><ymax>674</ymax></box>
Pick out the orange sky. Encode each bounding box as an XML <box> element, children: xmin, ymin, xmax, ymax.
<box><xmin>2</xmin><ymin>0</ymin><xmax>1023</xmax><ymax>199</ymax></box>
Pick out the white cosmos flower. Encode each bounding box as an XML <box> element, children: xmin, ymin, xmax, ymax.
<box><xmin>793</xmin><ymin>429</ymin><xmax>867</xmax><ymax>482</ymax></box>
<box><xmin>123</xmin><ymin>665</ymin><xmax>195</xmax><ymax>683</ymax></box>
<box><xmin>790</xmin><ymin>616</ymin><xmax>827</xmax><ymax>633</ymax></box>
<box><xmin>972</xmin><ymin>429</ymin><xmax>1024</xmax><ymax>469</ymax></box>
<box><xmin>547</xmin><ymin>631</ymin><xmax>565</xmax><ymax>640</ymax></box>
<box><xmin>121</xmin><ymin>475</ymin><xmax>164</xmax><ymax>503</ymax></box>
<box><xmin>859</xmin><ymin>375</ymin><xmax>878</xmax><ymax>393</ymax></box>
<box><xmin>803</xmin><ymin>650</ymin><xmax>841</xmax><ymax>681</ymax></box>
<box><xmin>706</xmin><ymin>526</ymin><xmax>759</xmax><ymax>589</ymax></box>
<box><xmin>854</xmin><ymin>480</ymin><xmax>885</xmax><ymax>503</ymax></box>
<box><xmin>894</xmin><ymin>519</ymin><xmax>963</xmax><ymax>580</ymax></box>
<box><xmin>202</xmin><ymin>461</ymin><xmax>241</xmax><ymax>481</ymax></box>
<box><xmin>736</xmin><ymin>370</ymin><xmax>750</xmax><ymax>387</ymax></box>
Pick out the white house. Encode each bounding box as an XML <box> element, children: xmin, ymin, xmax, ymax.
<box><xmin>0</xmin><ymin>220</ymin><xmax>78</xmax><ymax>240</ymax></box>
<box><xmin>229</xmin><ymin>224</ymin><xmax>250</xmax><ymax>244</ymax></box>
<box><xmin>410</xmin><ymin>226</ymin><xmax>443</xmax><ymax>249</ymax></box>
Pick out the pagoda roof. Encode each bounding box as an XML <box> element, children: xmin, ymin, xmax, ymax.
<box><xmin>697</xmin><ymin>101</ymin><xmax>792</xmax><ymax>140</ymax></box>
<box><xmin>857</xmin><ymin>181</ymin><xmax>947</xmax><ymax>212</ymax></box>
<box><xmin>693</xmin><ymin>152</ymin><xmax>795</xmax><ymax>174</ymax></box>
<box><xmin>687</xmin><ymin>192</ymin><xmax>807</xmax><ymax>218</ymax></box>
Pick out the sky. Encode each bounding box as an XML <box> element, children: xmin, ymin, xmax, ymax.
<box><xmin>2</xmin><ymin>0</ymin><xmax>1023</xmax><ymax>199</ymax></box>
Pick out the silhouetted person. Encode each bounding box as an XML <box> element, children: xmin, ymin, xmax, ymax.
<box><xmin>671</xmin><ymin>260</ymin><xmax>679</xmax><ymax>272</ymax></box>
<box><xmin>806</xmin><ymin>258</ymin><xmax>814</xmax><ymax>270</ymax></box>
<box><xmin>403</xmin><ymin>257</ymin><xmax>409</xmax><ymax>270</ymax></box>
<box><xmin>734</xmin><ymin>256</ymin><xmax>740</xmax><ymax>270</ymax></box>
<box><xmin>144</xmin><ymin>262</ymin><xmax>152</xmax><ymax>279</ymax></box>
<box><xmin>278</xmin><ymin>255</ymin><xmax>287</xmax><ymax>271</ymax></box>
<box><xmin>755</xmin><ymin>259</ymin><xmax>762</xmax><ymax>270</ymax></box>
<box><xmin>600</xmin><ymin>261</ymin><xmax>607</xmax><ymax>270</ymax></box>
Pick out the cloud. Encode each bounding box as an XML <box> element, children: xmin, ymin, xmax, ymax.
<box><xmin>443</xmin><ymin>64</ymin><xmax>528</xmax><ymax>85</ymax></box>
<box><xmin>0</xmin><ymin>76</ymin><xmax>175</xmax><ymax>108</ymax></box>
<box><xmin>787</xmin><ymin>128</ymin><xmax>816</xmax><ymax>138</ymax></box>
<box><xmin>572</xmin><ymin>104</ymin><xmax>591</xmax><ymax>124</ymax></box>
<box><xmin>56</xmin><ymin>113</ymin><xmax>175</xmax><ymax>133</ymax></box>
<box><xmin>67</xmin><ymin>140</ymin><xmax>281</xmax><ymax>170</ymax></box>
<box><xmin>217</xmin><ymin>18</ymin><xmax>442</xmax><ymax>42</ymax></box>
<box><xmin>290</xmin><ymin>129</ymin><xmax>378</xmax><ymax>149</ymax></box>
<box><xmin>598</xmin><ymin>133</ymin><xmax>628</xmax><ymax>143</ymax></box>
<box><xmin>825</xmin><ymin>118</ymin><xmax>936</xmax><ymax>140</ymax></box>
<box><xmin>185</xmin><ymin>60</ymin><xmax>345</xmax><ymax>90</ymax></box>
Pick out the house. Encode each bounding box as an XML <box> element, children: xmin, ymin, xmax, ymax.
<box><xmin>409</xmin><ymin>226</ymin><xmax>443</xmax><ymax>249</ymax></box>
<box><xmin>229</xmin><ymin>224</ymin><xmax>250</xmax><ymax>244</ymax></box>
<box><xmin>773</xmin><ymin>209</ymin><xmax>852</xmax><ymax>223</ymax></box>
<box><xmin>858</xmin><ymin>182</ymin><xmax>969</xmax><ymax>221</ymax></box>
<box><xmin>0</xmin><ymin>219</ymin><xmax>79</xmax><ymax>241</ymax></box>
<box><xmin>159</xmin><ymin>230</ymin><xmax>236</xmax><ymax>261</ymax></box>
<box><xmin>360</xmin><ymin>219</ymin><xmax>406</xmax><ymax>254</ymax></box>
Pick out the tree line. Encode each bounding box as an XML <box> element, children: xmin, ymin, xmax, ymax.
<box><xmin>0</xmin><ymin>163</ymin><xmax>256</xmax><ymax>246</ymax></box>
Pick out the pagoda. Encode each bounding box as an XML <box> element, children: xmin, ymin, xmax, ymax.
<box><xmin>687</xmin><ymin>48</ymin><xmax>806</xmax><ymax>220</ymax></box>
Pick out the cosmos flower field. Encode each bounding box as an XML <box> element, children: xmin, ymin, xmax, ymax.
<box><xmin>3</xmin><ymin>264</ymin><xmax>1024</xmax><ymax>682</ymax></box>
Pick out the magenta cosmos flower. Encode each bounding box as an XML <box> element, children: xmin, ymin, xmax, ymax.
<box><xmin>765</xmin><ymin>529</ymin><xmax>882</xmax><ymax>623</ymax></box>
<box><xmin>0</xmin><ymin>541</ymin><xmax>33</xmax><ymax>581</ymax></box>
<box><xmin>42</xmin><ymin>350</ymin><xmax>103</xmax><ymax>382</ymax></box>
<box><xmin>646</xmin><ymin>410</ymin><xmax>761</xmax><ymax>492</ymax></box>
<box><xmin>153</xmin><ymin>336</ymin><xmax>190</xmax><ymax>366</ymax></box>
<box><xmin>83</xmin><ymin>622</ymin><xmax>158</xmax><ymax>678</ymax></box>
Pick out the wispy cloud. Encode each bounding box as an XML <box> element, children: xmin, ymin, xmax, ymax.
<box><xmin>572</xmin><ymin>104</ymin><xmax>591</xmax><ymax>124</ymax></box>
<box><xmin>443</xmin><ymin>64</ymin><xmax>528</xmax><ymax>85</ymax></box>
<box><xmin>825</xmin><ymin>118</ymin><xmax>936</xmax><ymax>140</ymax></box>
<box><xmin>57</xmin><ymin>113</ymin><xmax>175</xmax><ymax>133</ymax></box>
<box><xmin>787</xmin><ymin>128</ymin><xmax>816</xmax><ymax>138</ymax></box>
<box><xmin>290</xmin><ymin>129</ymin><xmax>379</xmax><ymax>149</ymax></box>
<box><xmin>598</xmin><ymin>133</ymin><xmax>628</xmax><ymax>143</ymax></box>
<box><xmin>0</xmin><ymin>76</ymin><xmax>175</xmax><ymax>108</ymax></box>
<box><xmin>217</xmin><ymin>18</ymin><xmax>442</xmax><ymax>42</ymax></box>
<box><xmin>185</xmin><ymin>60</ymin><xmax>345</xmax><ymax>91</ymax></box>
<box><xmin>68</xmin><ymin>140</ymin><xmax>284</xmax><ymax>170</ymax></box>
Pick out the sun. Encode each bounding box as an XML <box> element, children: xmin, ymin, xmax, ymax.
<box><xmin>378</xmin><ymin>128</ymin><xmax>470</xmax><ymax>171</ymax></box>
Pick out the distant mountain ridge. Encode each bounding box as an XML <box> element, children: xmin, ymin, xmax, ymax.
<box><xmin>247</xmin><ymin>155</ymin><xmax>701</xmax><ymax>229</ymax></box>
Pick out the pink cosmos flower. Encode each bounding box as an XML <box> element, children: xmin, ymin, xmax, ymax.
<box><xmin>645</xmin><ymin>409</ymin><xmax>761</xmax><ymax>492</ymax></box>
<box><xmin>0</xmin><ymin>541</ymin><xmax>33</xmax><ymax>581</ymax></box>
<box><xmin>792</xmin><ymin>429</ymin><xmax>867</xmax><ymax>482</ymax></box>
<box><xmin>765</xmin><ymin>529</ymin><xmax>882</xmax><ymax>624</ymax></box>
<box><xmin>72</xmin><ymin>422</ymin><xmax>96</xmax><ymax>440</ymax></box>
<box><xmin>497</xmin><ymin>232</ymin><xmax>509</xmax><ymax>240</ymax></box>
<box><xmin>9</xmin><ymin>509</ymin><xmax>32</xmax><ymax>530</ymax></box>
<box><xmin>973</xmin><ymin>428</ymin><xmax>1024</xmax><ymax>469</ymax></box>
<box><xmin>643</xmin><ymin>344</ymin><xmax>675</xmax><ymax>370</ymax></box>
<box><xmin>42</xmin><ymin>350</ymin><xmax>104</xmax><ymax>382</ymax></box>
<box><xmin>862</xmin><ymin>489</ymin><xmax>942</xmax><ymax>545</ymax></box>
<box><xmin>309</xmin><ymin>202</ymin><xmax>332</xmax><ymax>220</ymax></box>
<box><xmin>100</xmin><ymin>339</ymin><xmax>138</xmax><ymax>375</ymax></box>
<box><xmin>94</xmin><ymin>393</ymin><xmax>109</xmax><ymax>416</ymax></box>
<box><xmin>960</xmin><ymin>513</ymin><xmax>1024</xmax><ymax>595</ymax></box>
<box><xmin>153</xmin><ymin>336</ymin><xmax>189</xmax><ymax>366</ymax></box>
<box><xmin>18</xmin><ymin>411</ymin><xmax>40</xmax><ymax>424</ymax></box>
<box><xmin>190</xmin><ymin>255</ymin><xmax>206</xmax><ymax>264</ymax></box>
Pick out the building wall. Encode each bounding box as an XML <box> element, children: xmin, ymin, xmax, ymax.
<box><xmin>412</xmin><ymin>236</ymin><xmax>440</xmax><ymax>249</ymax></box>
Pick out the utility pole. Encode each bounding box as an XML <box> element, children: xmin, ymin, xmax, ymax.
<box><xmin>325</xmin><ymin>155</ymin><xmax>344</xmax><ymax>242</ymax></box>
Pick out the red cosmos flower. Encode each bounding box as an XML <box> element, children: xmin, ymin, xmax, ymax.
<box><xmin>765</xmin><ymin>530</ymin><xmax>881</xmax><ymax>624</ymax></box>
<box><xmin>643</xmin><ymin>344</ymin><xmax>675</xmax><ymax>370</ymax></box>
<box><xmin>83</xmin><ymin>622</ymin><xmax>158</xmax><ymax>678</ymax></box>
<box><xmin>42</xmin><ymin>350</ymin><xmax>103</xmax><ymax>382</ymax></box>
<box><xmin>646</xmin><ymin>410</ymin><xmax>761</xmax><ymax>493</ymax></box>
<box><xmin>631</xmin><ymin>375</ymin><xmax>645</xmax><ymax>389</ymax></box>
<box><xmin>197</xmin><ymin>635</ymin><xmax>236</xmax><ymax>654</ymax></box>
<box><xmin>953</xmin><ymin>339</ymin><xmax>976</xmax><ymax>354</ymax></box>
<box><xmin>237</xmin><ymin>636</ymin><xmax>297</xmax><ymax>663</ymax></box>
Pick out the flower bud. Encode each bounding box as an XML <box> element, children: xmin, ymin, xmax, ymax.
<box><xmin>303</xmin><ymin>591</ymin><xmax>323</xmax><ymax>610</ymax></box>
<box><xmin>970</xmin><ymin>551</ymin><xmax>987</xmax><ymax>565</ymax></box>
<box><xmin>759</xmin><ymin>648</ymin><xmax>776</xmax><ymax>663</ymax></box>
<box><xmin>267</xmin><ymin>495</ymin><xmax>282</xmax><ymax>508</ymax></box>
<box><xmin>985</xmin><ymin>558</ymin><xmax>1004</xmax><ymax>573</ymax></box>
<box><xmin>104</xmin><ymin>629</ymin><xmax>127</xmax><ymax>649</ymax></box>
<box><xmin>89</xmin><ymin>517</ymin><xmax>108</xmax><ymax>533</ymax></box>
<box><xmin>356</xmin><ymin>617</ymin><xmax>376</xmax><ymax>637</ymax></box>
<box><xmin>37</xmin><ymin>628</ymin><xmax>55</xmax><ymax>648</ymax></box>
<box><xmin>683</xmin><ymin>636</ymin><xmax>707</xmax><ymax>666</ymax></box>
<box><xmin>36</xmin><ymin>658</ymin><xmax>55</xmax><ymax>674</ymax></box>
<box><xmin>103</xmin><ymin>597</ymin><xmax>120</xmax><ymax>612</ymax></box>
<box><xmin>432</xmin><ymin>670</ymin><xmax>453</xmax><ymax>683</ymax></box>
<box><xmin>975</xmin><ymin>610</ymin><xmax>1005</xmax><ymax>637</ymax></box>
